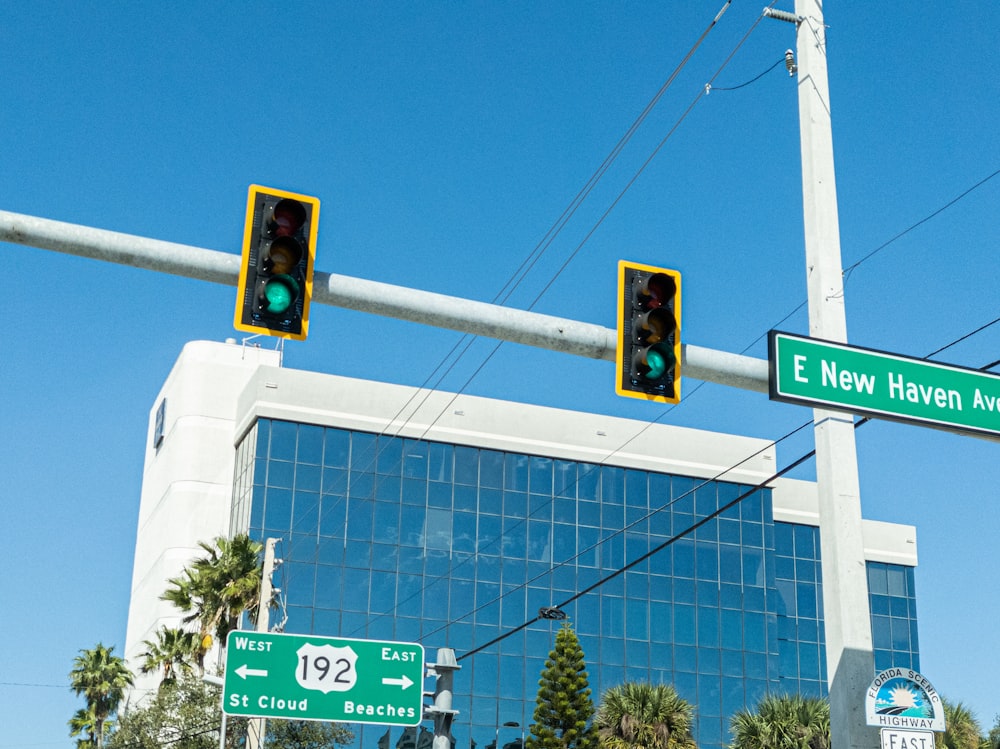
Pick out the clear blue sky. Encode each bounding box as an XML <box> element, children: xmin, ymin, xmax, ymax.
<box><xmin>2</xmin><ymin>3</ymin><xmax>998</xmax><ymax>746</ymax></box>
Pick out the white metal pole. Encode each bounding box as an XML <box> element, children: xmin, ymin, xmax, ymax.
<box><xmin>792</xmin><ymin>3</ymin><xmax>877</xmax><ymax>749</ymax></box>
<box><xmin>0</xmin><ymin>209</ymin><xmax>768</xmax><ymax>392</ymax></box>
<box><xmin>219</xmin><ymin>710</ymin><xmax>227</xmax><ymax>749</ymax></box>
<box><xmin>246</xmin><ymin>538</ymin><xmax>278</xmax><ymax>749</ymax></box>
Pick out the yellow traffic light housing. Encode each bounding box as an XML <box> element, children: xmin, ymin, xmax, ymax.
<box><xmin>615</xmin><ymin>260</ymin><xmax>682</xmax><ymax>404</ymax></box>
<box><xmin>234</xmin><ymin>185</ymin><xmax>319</xmax><ymax>341</ymax></box>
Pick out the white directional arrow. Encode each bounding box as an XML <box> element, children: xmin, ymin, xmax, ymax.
<box><xmin>381</xmin><ymin>674</ymin><xmax>414</xmax><ymax>690</ymax></box>
<box><xmin>235</xmin><ymin>664</ymin><xmax>269</xmax><ymax>680</ymax></box>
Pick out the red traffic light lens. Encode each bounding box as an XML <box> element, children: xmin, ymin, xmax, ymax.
<box><xmin>637</xmin><ymin>273</ymin><xmax>677</xmax><ymax>309</ymax></box>
<box><xmin>270</xmin><ymin>199</ymin><xmax>307</xmax><ymax>238</ymax></box>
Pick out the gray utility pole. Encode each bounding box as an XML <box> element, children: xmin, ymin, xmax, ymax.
<box><xmin>426</xmin><ymin>648</ymin><xmax>460</xmax><ymax>749</ymax></box>
<box><xmin>786</xmin><ymin>3</ymin><xmax>877</xmax><ymax>748</ymax></box>
<box><xmin>247</xmin><ymin>538</ymin><xmax>279</xmax><ymax>749</ymax></box>
<box><xmin>0</xmin><ymin>209</ymin><xmax>767</xmax><ymax>394</ymax></box>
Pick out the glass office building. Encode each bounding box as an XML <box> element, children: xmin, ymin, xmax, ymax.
<box><xmin>124</xmin><ymin>342</ymin><xmax>918</xmax><ymax>749</ymax></box>
<box><xmin>229</xmin><ymin>418</ymin><xmax>919</xmax><ymax>749</ymax></box>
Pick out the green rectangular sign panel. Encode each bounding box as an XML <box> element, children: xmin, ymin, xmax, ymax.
<box><xmin>223</xmin><ymin>631</ymin><xmax>424</xmax><ymax>726</ymax></box>
<box><xmin>769</xmin><ymin>331</ymin><xmax>1000</xmax><ymax>439</ymax></box>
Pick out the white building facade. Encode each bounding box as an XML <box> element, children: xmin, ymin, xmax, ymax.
<box><xmin>124</xmin><ymin>340</ymin><xmax>919</xmax><ymax>749</ymax></box>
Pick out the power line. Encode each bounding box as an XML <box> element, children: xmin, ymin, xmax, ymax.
<box><xmin>925</xmin><ymin>315</ymin><xmax>1000</xmax><ymax>360</ymax></box>
<box><xmin>492</xmin><ymin>0</ymin><xmax>734</xmax><ymax>310</ymax></box>
<box><xmin>110</xmin><ymin>717</ymin><xmax>225</xmax><ymax>749</ymax></box>
<box><xmin>705</xmin><ymin>56</ymin><xmax>786</xmax><ymax>93</ymax></box>
<box><xmin>843</xmin><ymin>166</ymin><xmax>1000</xmax><ymax>280</ymax></box>
<box><xmin>459</xmin><ymin>443</ymin><xmax>814</xmax><ymax>661</ymax></box>
<box><xmin>380</xmin><ymin>2</ymin><xmax>783</xmax><ymax>431</ymax></box>
<box><xmin>271</xmin><ymin>11</ymin><xmax>999</xmax><ymax>654</ymax></box>
<box><xmin>344</xmin><ymin>354</ymin><xmax>732</xmax><ymax>640</ymax></box>
<box><xmin>302</xmin><ymin>3</ymin><xmax>745</xmax><ymax>633</ymax></box>
<box><xmin>426</xmin><ymin>418</ymin><xmax>813</xmax><ymax>645</ymax></box>
<box><xmin>404</xmin><ymin>6</ymin><xmax>775</xmax><ymax>446</ymax></box>
<box><xmin>395</xmin><ymin>12</ymin><xmax>812</xmax><ymax>603</ymax></box>
<box><xmin>741</xmin><ymin>166</ymin><xmax>1000</xmax><ymax>355</ymax></box>
<box><xmin>341</xmin><ymin>8</ymin><xmax>796</xmax><ymax>636</ymax></box>
<box><xmin>0</xmin><ymin>681</ymin><xmax>65</xmax><ymax>689</ymax></box>
<box><xmin>375</xmin><ymin>0</ymin><xmax>735</xmax><ymax>442</ymax></box>
<box><xmin>454</xmin><ymin>324</ymin><xmax>1000</xmax><ymax>661</ymax></box>
<box><xmin>523</xmin><ymin>8</ymin><xmax>771</xmax><ymax>312</ymax></box>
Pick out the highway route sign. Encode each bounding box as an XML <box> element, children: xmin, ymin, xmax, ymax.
<box><xmin>769</xmin><ymin>330</ymin><xmax>1000</xmax><ymax>439</ymax></box>
<box><xmin>223</xmin><ymin>630</ymin><xmax>425</xmax><ymax>726</ymax></box>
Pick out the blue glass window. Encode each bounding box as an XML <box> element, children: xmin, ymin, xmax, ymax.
<box><xmin>233</xmin><ymin>421</ymin><xmax>918</xmax><ymax>749</ymax></box>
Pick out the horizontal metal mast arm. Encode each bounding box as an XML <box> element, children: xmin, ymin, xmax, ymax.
<box><xmin>0</xmin><ymin>209</ymin><xmax>769</xmax><ymax>392</ymax></box>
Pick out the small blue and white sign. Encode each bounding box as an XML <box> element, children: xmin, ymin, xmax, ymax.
<box><xmin>865</xmin><ymin>668</ymin><xmax>945</xmax><ymax>732</ymax></box>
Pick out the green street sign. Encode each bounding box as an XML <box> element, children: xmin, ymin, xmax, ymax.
<box><xmin>223</xmin><ymin>631</ymin><xmax>425</xmax><ymax>726</ymax></box>
<box><xmin>769</xmin><ymin>331</ymin><xmax>1000</xmax><ymax>439</ymax></box>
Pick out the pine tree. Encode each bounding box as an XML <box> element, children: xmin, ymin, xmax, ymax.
<box><xmin>526</xmin><ymin>622</ymin><xmax>597</xmax><ymax>749</ymax></box>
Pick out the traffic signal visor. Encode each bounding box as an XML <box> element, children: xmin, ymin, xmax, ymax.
<box><xmin>615</xmin><ymin>260</ymin><xmax>682</xmax><ymax>404</ymax></box>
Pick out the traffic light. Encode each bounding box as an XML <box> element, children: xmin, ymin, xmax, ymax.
<box><xmin>615</xmin><ymin>260</ymin><xmax>682</xmax><ymax>404</ymax></box>
<box><xmin>234</xmin><ymin>185</ymin><xmax>319</xmax><ymax>341</ymax></box>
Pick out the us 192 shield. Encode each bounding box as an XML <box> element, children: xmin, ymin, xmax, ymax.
<box><xmin>295</xmin><ymin>642</ymin><xmax>358</xmax><ymax>694</ymax></box>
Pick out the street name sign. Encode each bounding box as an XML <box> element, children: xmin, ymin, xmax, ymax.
<box><xmin>769</xmin><ymin>331</ymin><xmax>1000</xmax><ymax>439</ymax></box>
<box><xmin>223</xmin><ymin>630</ymin><xmax>425</xmax><ymax>726</ymax></box>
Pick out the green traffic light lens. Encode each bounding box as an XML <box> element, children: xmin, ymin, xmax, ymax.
<box><xmin>635</xmin><ymin>343</ymin><xmax>676</xmax><ymax>382</ymax></box>
<box><xmin>263</xmin><ymin>275</ymin><xmax>299</xmax><ymax>314</ymax></box>
<box><xmin>265</xmin><ymin>282</ymin><xmax>292</xmax><ymax>313</ymax></box>
<box><xmin>644</xmin><ymin>349</ymin><xmax>667</xmax><ymax>379</ymax></box>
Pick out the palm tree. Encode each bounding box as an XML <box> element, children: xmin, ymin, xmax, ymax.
<box><xmin>594</xmin><ymin>682</ymin><xmax>697</xmax><ymax>749</ymax></box>
<box><xmin>937</xmin><ymin>699</ymin><xmax>982</xmax><ymax>749</ymax></box>
<box><xmin>986</xmin><ymin>713</ymin><xmax>1000</xmax><ymax>749</ymax></box>
<box><xmin>161</xmin><ymin>534</ymin><xmax>264</xmax><ymax>666</ymax></box>
<box><xmin>69</xmin><ymin>643</ymin><xmax>133</xmax><ymax>749</ymax></box>
<box><xmin>68</xmin><ymin>705</ymin><xmax>99</xmax><ymax>748</ymax></box>
<box><xmin>140</xmin><ymin>626</ymin><xmax>197</xmax><ymax>684</ymax></box>
<box><xmin>728</xmin><ymin>694</ymin><xmax>829</xmax><ymax>749</ymax></box>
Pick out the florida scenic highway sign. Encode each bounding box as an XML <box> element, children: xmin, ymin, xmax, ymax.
<box><xmin>223</xmin><ymin>630</ymin><xmax>425</xmax><ymax>726</ymax></box>
<box><xmin>865</xmin><ymin>667</ymin><xmax>945</xmax><ymax>749</ymax></box>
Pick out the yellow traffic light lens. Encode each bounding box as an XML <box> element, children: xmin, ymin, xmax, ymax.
<box><xmin>267</xmin><ymin>237</ymin><xmax>303</xmax><ymax>275</ymax></box>
<box><xmin>636</xmin><ymin>307</ymin><xmax>676</xmax><ymax>344</ymax></box>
